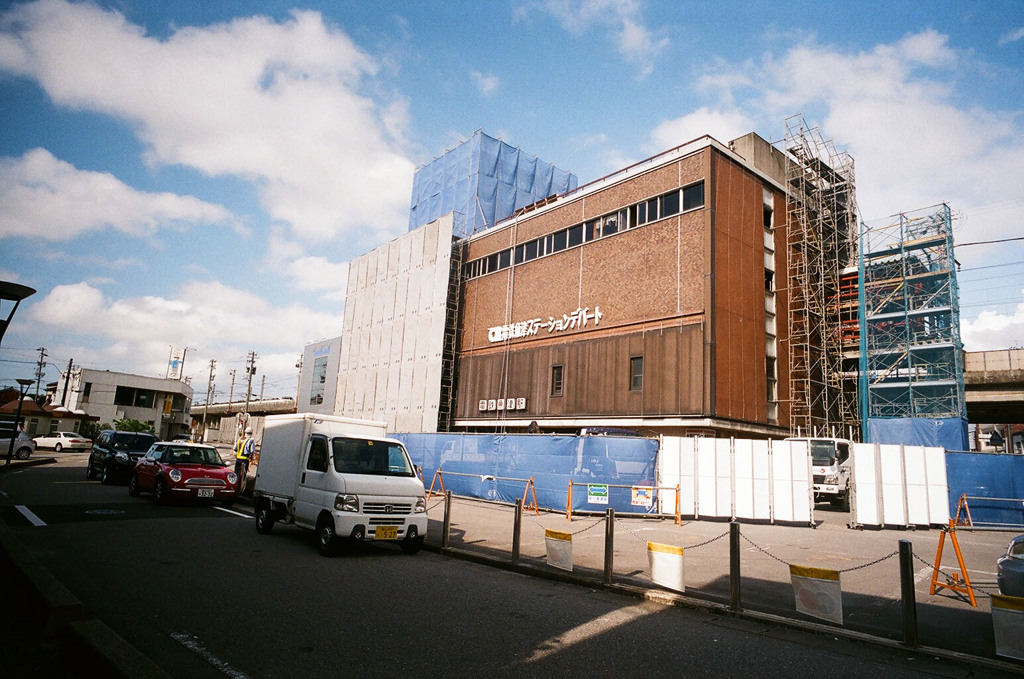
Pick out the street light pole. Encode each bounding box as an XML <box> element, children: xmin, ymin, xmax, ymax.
<box><xmin>5</xmin><ymin>378</ymin><xmax>34</xmax><ymax>466</ymax></box>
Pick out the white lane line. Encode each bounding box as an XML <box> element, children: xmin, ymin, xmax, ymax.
<box><xmin>15</xmin><ymin>504</ymin><xmax>46</xmax><ymax>526</ymax></box>
<box><xmin>171</xmin><ymin>632</ymin><xmax>250</xmax><ymax>679</ymax></box>
<box><xmin>213</xmin><ymin>506</ymin><xmax>251</xmax><ymax>519</ymax></box>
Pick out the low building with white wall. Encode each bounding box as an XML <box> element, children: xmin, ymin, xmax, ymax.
<box><xmin>53</xmin><ymin>368</ymin><xmax>193</xmax><ymax>440</ymax></box>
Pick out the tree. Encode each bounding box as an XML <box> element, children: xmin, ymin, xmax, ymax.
<box><xmin>112</xmin><ymin>418</ymin><xmax>155</xmax><ymax>434</ymax></box>
<box><xmin>79</xmin><ymin>421</ymin><xmax>104</xmax><ymax>440</ymax></box>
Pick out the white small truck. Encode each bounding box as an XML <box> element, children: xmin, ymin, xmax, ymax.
<box><xmin>252</xmin><ymin>413</ymin><xmax>427</xmax><ymax>556</ymax></box>
<box><xmin>786</xmin><ymin>437</ymin><xmax>853</xmax><ymax>512</ymax></box>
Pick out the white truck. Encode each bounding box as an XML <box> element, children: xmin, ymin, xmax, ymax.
<box><xmin>786</xmin><ymin>437</ymin><xmax>852</xmax><ymax>511</ymax></box>
<box><xmin>252</xmin><ymin>414</ymin><xmax>427</xmax><ymax>556</ymax></box>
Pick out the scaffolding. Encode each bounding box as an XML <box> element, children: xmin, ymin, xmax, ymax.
<box><xmin>781</xmin><ymin>115</ymin><xmax>860</xmax><ymax>437</ymax></box>
<box><xmin>858</xmin><ymin>203</ymin><xmax>966</xmax><ymax>421</ymax></box>
<box><xmin>437</xmin><ymin>227</ymin><xmax>465</xmax><ymax>432</ymax></box>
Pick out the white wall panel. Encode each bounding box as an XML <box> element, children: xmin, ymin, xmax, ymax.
<box><xmin>879</xmin><ymin>444</ymin><xmax>907</xmax><ymax>526</ymax></box>
<box><xmin>733</xmin><ymin>439</ymin><xmax>755</xmax><ymax>519</ymax></box>
<box><xmin>903</xmin><ymin>446</ymin><xmax>930</xmax><ymax>526</ymax></box>
<box><xmin>696</xmin><ymin>438</ymin><xmax>718</xmax><ymax>519</ymax></box>
<box><xmin>752</xmin><ymin>440</ymin><xmax>772</xmax><ymax>520</ymax></box>
<box><xmin>852</xmin><ymin>443</ymin><xmax>880</xmax><ymax>526</ymax></box>
<box><xmin>770</xmin><ymin>441</ymin><xmax>796</xmax><ymax>523</ymax></box>
<box><xmin>925</xmin><ymin>447</ymin><xmax>950</xmax><ymax>525</ymax></box>
<box><xmin>715</xmin><ymin>439</ymin><xmax>732</xmax><ymax>518</ymax></box>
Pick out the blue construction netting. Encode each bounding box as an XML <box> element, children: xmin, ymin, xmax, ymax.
<box><xmin>945</xmin><ymin>451</ymin><xmax>1024</xmax><ymax>528</ymax></box>
<box><xmin>866</xmin><ymin>417</ymin><xmax>969</xmax><ymax>450</ymax></box>
<box><xmin>394</xmin><ymin>433</ymin><xmax>659</xmax><ymax>514</ymax></box>
<box><xmin>408</xmin><ymin>131</ymin><xmax>578</xmax><ymax>238</ymax></box>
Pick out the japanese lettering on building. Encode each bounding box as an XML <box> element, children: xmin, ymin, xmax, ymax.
<box><xmin>488</xmin><ymin>306</ymin><xmax>604</xmax><ymax>343</ymax></box>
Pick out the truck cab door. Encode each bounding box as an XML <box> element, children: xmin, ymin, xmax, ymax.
<box><xmin>294</xmin><ymin>435</ymin><xmax>331</xmax><ymax>528</ymax></box>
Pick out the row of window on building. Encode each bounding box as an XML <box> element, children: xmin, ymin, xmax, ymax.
<box><xmin>548</xmin><ymin>356</ymin><xmax>644</xmax><ymax>397</ymax></box>
<box><xmin>463</xmin><ymin>181</ymin><xmax>705</xmax><ymax>280</ymax></box>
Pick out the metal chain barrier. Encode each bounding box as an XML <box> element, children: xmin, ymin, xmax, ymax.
<box><xmin>741</xmin><ymin>533</ymin><xmax>898</xmax><ymax>573</ymax></box>
<box><xmin>528</xmin><ymin>513</ymin><xmax>603</xmax><ymax>536</ymax></box>
<box><xmin>617</xmin><ymin>520</ymin><xmax>729</xmax><ymax>551</ymax></box>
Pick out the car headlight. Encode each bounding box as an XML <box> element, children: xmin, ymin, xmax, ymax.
<box><xmin>335</xmin><ymin>494</ymin><xmax>359</xmax><ymax>512</ymax></box>
<box><xmin>168</xmin><ymin>469</ymin><xmax>182</xmax><ymax>483</ymax></box>
<box><xmin>227</xmin><ymin>472</ymin><xmax>238</xmax><ymax>485</ymax></box>
<box><xmin>115</xmin><ymin>452</ymin><xmax>130</xmax><ymax>464</ymax></box>
<box><xmin>415</xmin><ymin>497</ymin><xmax>426</xmax><ymax>513</ymax></box>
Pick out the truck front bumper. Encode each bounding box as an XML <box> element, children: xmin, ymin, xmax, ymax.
<box><xmin>332</xmin><ymin>512</ymin><xmax>428</xmax><ymax>542</ymax></box>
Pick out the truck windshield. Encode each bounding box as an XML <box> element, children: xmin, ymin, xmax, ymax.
<box><xmin>809</xmin><ymin>440</ymin><xmax>837</xmax><ymax>466</ymax></box>
<box><xmin>331</xmin><ymin>438</ymin><xmax>415</xmax><ymax>477</ymax></box>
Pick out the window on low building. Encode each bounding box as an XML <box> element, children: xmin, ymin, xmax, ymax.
<box><xmin>683</xmin><ymin>181</ymin><xmax>705</xmax><ymax>211</ymax></box>
<box><xmin>310</xmin><ymin>356</ymin><xmax>328</xmax><ymax>405</ymax></box>
<box><xmin>630</xmin><ymin>356</ymin><xmax>644</xmax><ymax>391</ymax></box>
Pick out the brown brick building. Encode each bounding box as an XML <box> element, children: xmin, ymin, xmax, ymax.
<box><xmin>453</xmin><ymin>134</ymin><xmax>801</xmax><ymax>437</ymax></box>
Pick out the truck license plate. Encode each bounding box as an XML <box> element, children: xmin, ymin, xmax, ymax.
<box><xmin>197</xmin><ymin>488</ymin><xmax>214</xmax><ymax>498</ymax></box>
<box><xmin>375</xmin><ymin>526</ymin><xmax>398</xmax><ymax>540</ymax></box>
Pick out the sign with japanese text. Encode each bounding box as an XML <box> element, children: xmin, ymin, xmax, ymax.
<box><xmin>587</xmin><ymin>484</ymin><xmax>609</xmax><ymax>505</ymax></box>
<box><xmin>488</xmin><ymin>306</ymin><xmax>603</xmax><ymax>343</ymax></box>
<box><xmin>790</xmin><ymin>564</ymin><xmax>843</xmax><ymax>624</ymax></box>
<box><xmin>631</xmin><ymin>486</ymin><xmax>654</xmax><ymax>508</ymax></box>
<box><xmin>648</xmin><ymin>542</ymin><xmax>685</xmax><ymax>593</ymax></box>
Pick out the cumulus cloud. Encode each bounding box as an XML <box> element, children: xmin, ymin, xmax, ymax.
<box><xmin>28</xmin><ymin>280</ymin><xmax>344</xmax><ymax>383</ymax></box>
<box><xmin>962</xmin><ymin>299</ymin><xmax>1024</xmax><ymax>351</ymax></box>
<box><xmin>685</xmin><ymin>29</ymin><xmax>1024</xmax><ymax>251</ymax></box>
<box><xmin>0</xmin><ymin>148</ymin><xmax>237</xmax><ymax>241</ymax></box>
<box><xmin>0</xmin><ymin>0</ymin><xmax>415</xmax><ymax>242</ymax></box>
<box><xmin>522</xmin><ymin>0</ymin><xmax>668</xmax><ymax>77</ymax></box>
<box><xmin>648</xmin><ymin>107</ymin><xmax>756</xmax><ymax>152</ymax></box>
<box><xmin>470</xmin><ymin>70</ymin><xmax>500</xmax><ymax>96</ymax></box>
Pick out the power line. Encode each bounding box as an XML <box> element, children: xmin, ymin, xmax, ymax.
<box><xmin>955</xmin><ymin>236</ymin><xmax>1024</xmax><ymax>248</ymax></box>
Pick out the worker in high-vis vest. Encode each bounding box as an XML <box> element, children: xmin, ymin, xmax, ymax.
<box><xmin>235</xmin><ymin>426</ymin><xmax>255</xmax><ymax>492</ymax></box>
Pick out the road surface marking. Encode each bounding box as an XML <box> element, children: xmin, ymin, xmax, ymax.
<box><xmin>171</xmin><ymin>632</ymin><xmax>250</xmax><ymax>679</ymax></box>
<box><xmin>15</xmin><ymin>505</ymin><xmax>46</xmax><ymax>526</ymax></box>
<box><xmin>213</xmin><ymin>506</ymin><xmax>250</xmax><ymax>519</ymax></box>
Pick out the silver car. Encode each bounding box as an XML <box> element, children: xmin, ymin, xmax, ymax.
<box><xmin>1</xmin><ymin>429</ymin><xmax>37</xmax><ymax>460</ymax></box>
<box><xmin>997</xmin><ymin>534</ymin><xmax>1024</xmax><ymax>597</ymax></box>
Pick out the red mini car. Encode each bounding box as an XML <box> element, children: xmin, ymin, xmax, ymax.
<box><xmin>129</xmin><ymin>442</ymin><xmax>238</xmax><ymax>506</ymax></box>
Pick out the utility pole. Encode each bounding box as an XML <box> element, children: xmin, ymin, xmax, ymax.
<box><xmin>34</xmin><ymin>347</ymin><xmax>47</xmax><ymax>398</ymax></box>
<box><xmin>259</xmin><ymin>374</ymin><xmax>266</xmax><ymax>403</ymax></box>
<box><xmin>59</xmin><ymin>358</ymin><xmax>73</xmax><ymax>407</ymax></box>
<box><xmin>244</xmin><ymin>351</ymin><xmax>257</xmax><ymax>420</ymax></box>
<box><xmin>295</xmin><ymin>353</ymin><xmax>303</xmax><ymax>402</ymax></box>
<box><xmin>228</xmin><ymin>369</ymin><xmax>236</xmax><ymax>412</ymax></box>
<box><xmin>202</xmin><ymin>359</ymin><xmax>215</xmax><ymax>443</ymax></box>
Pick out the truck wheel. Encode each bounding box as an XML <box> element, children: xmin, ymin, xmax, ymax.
<box><xmin>400</xmin><ymin>536</ymin><xmax>424</xmax><ymax>555</ymax></box>
<box><xmin>255</xmin><ymin>501</ymin><xmax>275</xmax><ymax>535</ymax></box>
<box><xmin>316</xmin><ymin>514</ymin><xmax>337</xmax><ymax>557</ymax></box>
<box><xmin>840</xmin><ymin>492</ymin><xmax>851</xmax><ymax>513</ymax></box>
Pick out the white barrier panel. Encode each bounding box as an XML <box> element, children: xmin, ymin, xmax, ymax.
<box><xmin>658</xmin><ymin>437</ymin><xmax>812</xmax><ymax>524</ymax></box>
<box><xmin>993</xmin><ymin>595</ymin><xmax>1024</xmax><ymax>661</ymax></box>
<box><xmin>879</xmin><ymin>444</ymin><xmax>908</xmax><ymax>526</ymax></box>
<box><xmin>851</xmin><ymin>443</ymin><xmax>949</xmax><ymax>528</ymax></box>
<box><xmin>924</xmin><ymin>447</ymin><xmax>950</xmax><ymax>525</ymax></box>
<box><xmin>544</xmin><ymin>529</ymin><xmax>573</xmax><ymax>572</ymax></box>
<box><xmin>648</xmin><ymin>542</ymin><xmax>685</xmax><ymax>593</ymax></box>
<box><xmin>852</xmin><ymin>443</ymin><xmax>881</xmax><ymax>526</ymax></box>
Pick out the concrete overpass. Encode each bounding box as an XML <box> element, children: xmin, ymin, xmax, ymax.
<box><xmin>964</xmin><ymin>349</ymin><xmax>1024</xmax><ymax>423</ymax></box>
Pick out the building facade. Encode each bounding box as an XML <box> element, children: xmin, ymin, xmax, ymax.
<box><xmin>453</xmin><ymin>134</ymin><xmax>796</xmax><ymax>437</ymax></box>
<box><xmin>53</xmin><ymin>368</ymin><xmax>193</xmax><ymax>439</ymax></box>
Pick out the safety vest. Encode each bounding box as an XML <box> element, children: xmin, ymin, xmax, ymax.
<box><xmin>236</xmin><ymin>436</ymin><xmax>253</xmax><ymax>460</ymax></box>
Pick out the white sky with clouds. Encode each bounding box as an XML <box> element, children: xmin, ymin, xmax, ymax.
<box><xmin>0</xmin><ymin>0</ymin><xmax>1022</xmax><ymax>401</ymax></box>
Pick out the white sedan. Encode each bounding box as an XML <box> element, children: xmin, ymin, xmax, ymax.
<box><xmin>33</xmin><ymin>431</ymin><xmax>93</xmax><ymax>452</ymax></box>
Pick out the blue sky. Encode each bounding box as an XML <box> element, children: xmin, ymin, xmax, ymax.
<box><xmin>1</xmin><ymin>0</ymin><xmax>1023</xmax><ymax>401</ymax></box>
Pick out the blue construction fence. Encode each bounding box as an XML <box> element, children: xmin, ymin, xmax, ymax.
<box><xmin>945</xmin><ymin>451</ymin><xmax>1024</xmax><ymax>528</ymax></box>
<box><xmin>394</xmin><ymin>433</ymin><xmax>659</xmax><ymax>515</ymax></box>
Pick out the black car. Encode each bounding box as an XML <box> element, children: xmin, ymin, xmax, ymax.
<box><xmin>86</xmin><ymin>430</ymin><xmax>159</xmax><ymax>484</ymax></box>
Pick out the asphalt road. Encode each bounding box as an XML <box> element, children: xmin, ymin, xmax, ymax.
<box><xmin>1</xmin><ymin>455</ymin><xmax>1019</xmax><ymax>678</ymax></box>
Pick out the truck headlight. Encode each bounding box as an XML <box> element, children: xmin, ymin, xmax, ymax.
<box><xmin>169</xmin><ymin>469</ymin><xmax>182</xmax><ymax>483</ymax></box>
<box><xmin>824</xmin><ymin>473</ymin><xmax>838</xmax><ymax>484</ymax></box>
<box><xmin>415</xmin><ymin>497</ymin><xmax>426</xmax><ymax>513</ymax></box>
<box><xmin>227</xmin><ymin>472</ymin><xmax>238</xmax><ymax>485</ymax></box>
<box><xmin>335</xmin><ymin>494</ymin><xmax>359</xmax><ymax>512</ymax></box>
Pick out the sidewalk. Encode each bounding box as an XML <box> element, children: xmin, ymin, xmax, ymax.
<box><xmin>422</xmin><ymin>493</ymin><xmax>1023</xmax><ymax>673</ymax></box>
